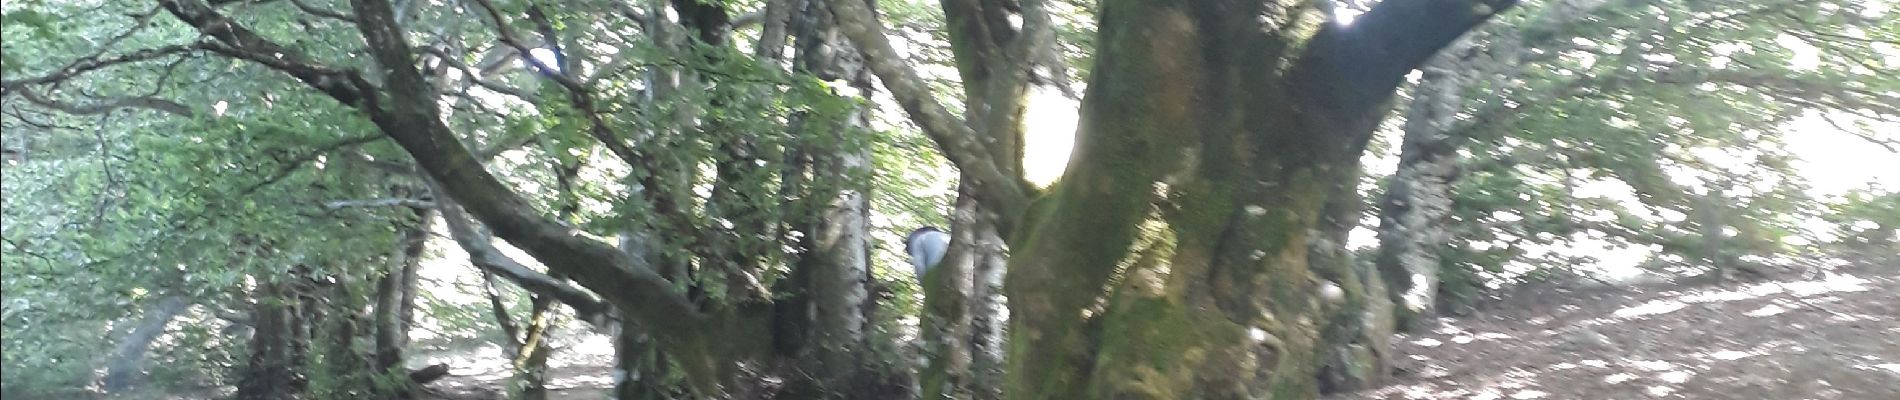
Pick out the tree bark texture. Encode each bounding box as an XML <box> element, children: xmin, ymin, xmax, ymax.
<box><xmin>784</xmin><ymin>0</ymin><xmax>889</xmax><ymax>395</ymax></box>
<box><xmin>995</xmin><ymin>1</ymin><xmax>1515</xmax><ymax>398</ymax></box>
<box><xmin>920</xmin><ymin>189</ymin><xmax>982</xmax><ymax>399</ymax></box>
<box><xmin>1310</xmin><ymin>169</ymin><xmax>1395</xmax><ymax>393</ymax></box>
<box><xmin>1373</xmin><ymin>49</ymin><xmax>1473</xmax><ymax>330</ymax></box>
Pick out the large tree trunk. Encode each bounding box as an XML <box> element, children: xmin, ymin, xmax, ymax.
<box><xmin>995</xmin><ymin>1</ymin><xmax>1513</xmax><ymax>398</ymax></box>
<box><xmin>101</xmin><ymin>295</ymin><xmax>190</xmax><ymax>392</ymax></box>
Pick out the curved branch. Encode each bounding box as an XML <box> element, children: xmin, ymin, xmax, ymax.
<box><xmin>160</xmin><ymin>0</ymin><xmax>373</xmax><ymax>105</ymax></box>
<box><xmin>826</xmin><ymin>0</ymin><xmax>1029</xmax><ymax>231</ymax></box>
<box><xmin>1300</xmin><ymin>0</ymin><xmax>1522</xmax><ymax>114</ymax></box>
<box><xmin>157</xmin><ymin>0</ymin><xmax>707</xmax><ymax>355</ymax></box>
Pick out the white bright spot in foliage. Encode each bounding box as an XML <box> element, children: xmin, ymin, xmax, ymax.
<box><xmin>1333</xmin><ymin>7</ymin><xmax>1365</xmax><ymax>25</ymax></box>
<box><xmin>1510</xmin><ymin>390</ymin><xmax>1548</xmax><ymax>399</ymax></box>
<box><xmin>1774</xmin><ymin>34</ymin><xmax>1822</xmax><ymax>71</ymax></box>
<box><xmin>1658</xmin><ymin>370</ymin><xmax>1693</xmax><ymax>384</ymax></box>
<box><xmin>1611</xmin><ymin>299</ymin><xmax>1687</xmax><ymax>318</ymax></box>
<box><xmin>1632</xmin><ymin>359</ymin><xmax>1675</xmax><ymax>371</ymax></box>
<box><xmin>1604</xmin><ymin>372</ymin><xmax>1638</xmax><ymax>384</ymax></box>
<box><xmin>1022</xmin><ymin>87</ymin><xmax>1079</xmax><ymax>187</ymax></box>
<box><xmin>1745</xmin><ymin>304</ymin><xmax>1788</xmax><ymax>317</ymax></box>
<box><xmin>1860</xmin><ymin>364</ymin><xmax>1900</xmax><ymax>374</ymax></box>
<box><xmin>528</xmin><ymin>48</ymin><xmax>562</xmax><ymax>72</ymax></box>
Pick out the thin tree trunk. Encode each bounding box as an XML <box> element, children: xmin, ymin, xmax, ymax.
<box><xmin>1698</xmin><ymin>186</ymin><xmax>1730</xmax><ymax>282</ymax></box>
<box><xmin>614</xmin><ymin>319</ymin><xmax>678</xmax><ymax>400</ymax></box>
<box><xmin>513</xmin><ymin>297</ymin><xmax>556</xmax><ymax>400</ymax></box>
<box><xmin>1374</xmin><ymin>0</ymin><xmax>1637</xmax><ymax>331</ymax></box>
<box><xmin>320</xmin><ymin>275</ymin><xmax>379</xmax><ymax>398</ymax></box>
<box><xmin>782</xmin><ymin>0</ymin><xmax>895</xmax><ymax>394</ymax></box>
<box><xmin>967</xmin><ymin>221</ymin><xmax>1009</xmax><ymax>400</ymax></box>
<box><xmin>921</xmin><ymin>187</ymin><xmax>980</xmax><ymax>399</ymax></box>
<box><xmin>101</xmin><ymin>295</ymin><xmax>190</xmax><ymax>392</ymax></box>
<box><xmin>376</xmin><ymin>209</ymin><xmax>434</xmax><ymax>374</ymax></box>
<box><xmin>1373</xmin><ymin>48</ymin><xmax>1474</xmax><ymax>330</ymax></box>
<box><xmin>235</xmin><ymin>280</ymin><xmax>299</xmax><ymax>400</ymax></box>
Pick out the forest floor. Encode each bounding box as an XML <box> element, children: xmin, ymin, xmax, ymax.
<box><xmin>1328</xmin><ymin>262</ymin><xmax>1900</xmax><ymax>400</ymax></box>
<box><xmin>417</xmin><ymin>262</ymin><xmax>1900</xmax><ymax>399</ymax></box>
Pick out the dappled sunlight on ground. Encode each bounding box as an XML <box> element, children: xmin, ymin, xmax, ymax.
<box><xmin>418</xmin><ymin>332</ymin><xmax>617</xmax><ymax>399</ymax></box>
<box><xmin>1329</xmin><ymin>265</ymin><xmax>1900</xmax><ymax>400</ymax></box>
<box><xmin>409</xmin><ymin>266</ymin><xmax>1898</xmax><ymax>399</ymax></box>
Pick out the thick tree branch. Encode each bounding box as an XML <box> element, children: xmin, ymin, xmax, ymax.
<box><xmin>288</xmin><ymin>0</ymin><xmax>355</xmax><ymax>22</ymax></box>
<box><xmin>339</xmin><ymin>0</ymin><xmax>704</xmax><ymax>326</ymax></box>
<box><xmin>322</xmin><ymin>198</ymin><xmax>437</xmax><ymax>210</ymax></box>
<box><xmin>429</xmin><ymin>184</ymin><xmax>614</xmax><ymax>329</ymax></box>
<box><xmin>826</xmin><ymin>0</ymin><xmax>1029</xmax><ymax>232</ymax></box>
<box><xmin>160</xmin><ymin>0</ymin><xmax>373</xmax><ymax>105</ymax></box>
<box><xmin>1301</xmin><ymin>0</ymin><xmax>1522</xmax><ymax>114</ymax></box>
<box><xmin>12</xmin><ymin>89</ymin><xmax>195</xmax><ymax>117</ymax></box>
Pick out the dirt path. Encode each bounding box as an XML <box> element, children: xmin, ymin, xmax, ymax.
<box><xmin>1330</xmin><ymin>268</ymin><xmax>1900</xmax><ymax>400</ymax></box>
<box><xmin>420</xmin><ymin>268</ymin><xmax>1898</xmax><ymax>399</ymax></box>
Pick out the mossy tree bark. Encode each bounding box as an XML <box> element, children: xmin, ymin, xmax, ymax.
<box><xmin>1004</xmin><ymin>0</ymin><xmax>1518</xmax><ymax>396</ymax></box>
<box><xmin>837</xmin><ymin>0</ymin><xmax>1518</xmax><ymax>397</ymax></box>
<box><xmin>1311</xmin><ymin>168</ymin><xmax>1395</xmax><ymax>393</ymax></box>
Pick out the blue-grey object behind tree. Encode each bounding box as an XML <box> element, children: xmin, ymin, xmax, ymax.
<box><xmin>906</xmin><ymin>226</ymin><xmax>950</xmax><ymax>283</ymax></box>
